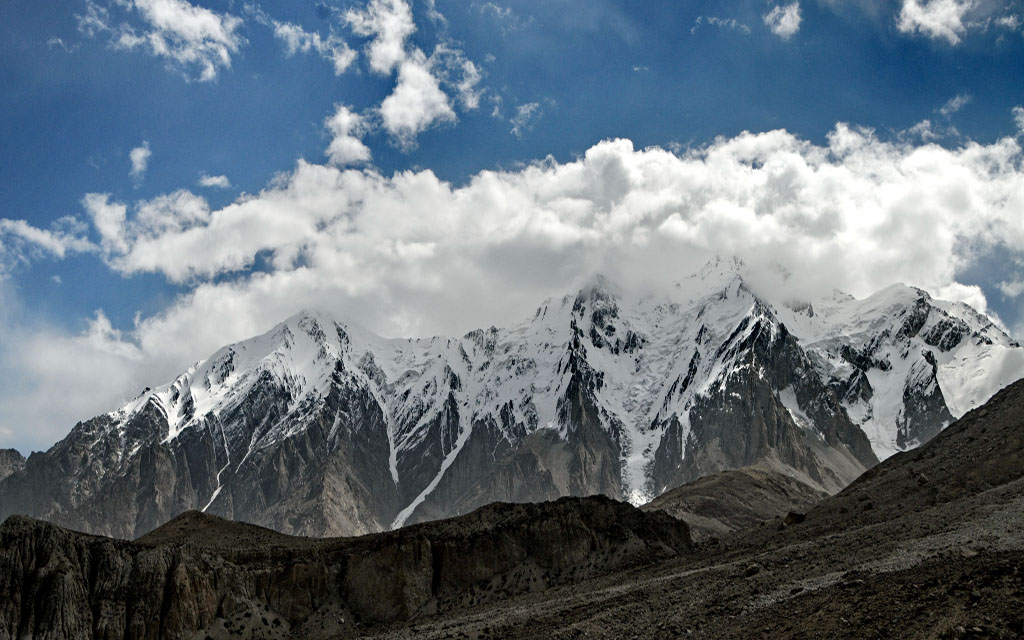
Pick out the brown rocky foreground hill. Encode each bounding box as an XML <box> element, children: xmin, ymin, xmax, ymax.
<box><xmin>0</xmin><ymin>496</ymin><xmax>689</xmax><ymax>639</ymax></box>
<box><xmin>2</xmin><ymin>378</ymin><xmax>1023</xmax><ymax>639</ymax></box>
<box><xmin>641</xmin><ymin>462</ymin><xmax>828</xmax><ymax>541</ymax></box>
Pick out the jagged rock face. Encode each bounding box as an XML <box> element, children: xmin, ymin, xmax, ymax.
<box><xmin>0</xmin><ymin>259</ymin><xmax>1019</xmax><ymax>538</ymax></box>
<box><xmin>0</xmin><ymin>496</ymin><xmax>690</xmax><ymax>640</ymax></box>
<box><xmin>0</xmin><ymin>450</ymin><xmax>23</xmax><ymax>482</ymax></box>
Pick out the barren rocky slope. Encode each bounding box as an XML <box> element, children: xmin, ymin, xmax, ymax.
<box><xmin>641</xmin><ymin>462</ymin><xmax>828</xmax><ymax>540</ymax></box>
<box><xmin>0</xmin><ymin>496</ymin><xmax>689</xmax><ymax>640</ymax></box>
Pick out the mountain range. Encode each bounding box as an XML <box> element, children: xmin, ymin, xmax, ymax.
<box><xmin>1</xmin><ymin>257</ymin><xmax>1020</xmax><ymax>538</ymax></box>
<box><xmin>2</xmin><ymin>372</ymin><xmax>1022</xmax><ymax>639</ymax></box>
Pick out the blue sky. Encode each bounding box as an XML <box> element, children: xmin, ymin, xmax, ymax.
<box><xmin>2</xmin><ymin>0</ymin><xmax>1024</xmax><ymax>452</ymax></box>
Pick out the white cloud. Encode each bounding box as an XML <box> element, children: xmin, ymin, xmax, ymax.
<box><xmin>897</xmin><ymin>0</ymin><xmax>972</xmax><ymax>44</ymax></box>
<box><xmin>68</xmin><ymin>123</ymin><xmax>1024</xmax><ymax>336</ymax></box>
<box><xmin>939</xmin><ymin>93</ymin><xmax>971</xmax><ymax>116</ymax></box>
<box><xmin>905</xmin><ymin>119</ymin><xmax>939</xmax><ymax>141</ymax></box>
<box><xmin>430</xmin><ymin>44</ymin><xmax>483</xmax><ymax>110</ymax></box>
<box><xmin>79</xmin><ymin>0</ymin><xmax>244</xmax><ymax>81</ymax></box>
<box><xmin>0</xmin><ymin>309</ymin><xmax>146</xmax><ymax>452</ymax></box>
<box><xmin>198</xmin><ymin>173</ymin><xmax>231</xmax><ymax>189</ymax></box>
<box><xmin>129</xmin><ymin>140</ymin><xmax>151</xmax><ymax>181</ymax></box>
<box><xmin>510</xmin><ymin>102</ymin><xmax>541</xmax><ymax>138</ymax></box>
<box><xmin>479</xmin><ymin>3</ymin><xmax>531</xmax><ymax>33</ymax></box>
<box><xmin>346</xmin><ymin>0</ymin><xmax>416</xmax><ymax>74</ymax></box>
<box><xmin>246</xmin><ymin>9</ymin><xmax>358</xmax><ymax>76</ymax></box>
<box><xmin>692</xmin><ymin>16</ymin><xmax>751</xmax><ymax>35</ymax></box>
<box><xmin>999</xmin><ymin>279</ymin><xmax>1024</xmax><ymax>298</ymax></box>
<box><xmin>325</xmin><ymin>105</ymin><xmax>372</xmax><ymax>166</ymax></box>
<box><xmin>47</xmin><ymin>37</ymin><xmax>80</xmax><ymax>53</ymax></box>
<box><xmin>83</xmin><ymin>193</ymin><xmax>129</xmax><ymax>254</ymax></box>
<box><xmin>764</xmin><ymin>2</ymin><xmax>802</xmax><ymax>39</ymax></box>
<box><xmin>83</xmin><ymin>189</ymin><xmax>211</xmax><ymax>268</ymax></box>
<box><xmin>380</xmin><ymin>53</ymin><xmax>456</xmax><ymax>147</ymax></box>
<box><xmin>1014</xmin><ymin>106</ymin><xmax>1024</xmax><ymax>134</ymax></box>
<box><xmin>0</xmin><ymin>218</ymin><xmax>94</xmax><ymax>275</ymax></box>
<box><xmin>344</xmin><ymin>0</ymin><xmax>479</xmax><ymax>147</ymax></box>
<box><xmin>996</xmin><ymin>14</ymin><xmax>1022</xmax><ymax>30</ymax></box>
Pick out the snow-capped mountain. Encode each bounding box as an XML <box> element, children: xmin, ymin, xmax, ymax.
<box><xmin>1</xmin><ymin>258</ymin><xmax>1020</xmax><ymax>538</ymax></box>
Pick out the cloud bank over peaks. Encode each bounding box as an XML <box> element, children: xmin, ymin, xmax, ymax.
<box><xmin>70</xmin><ymin>123</ymin><xmax>1024</xmax><ymax>331</ymax></box>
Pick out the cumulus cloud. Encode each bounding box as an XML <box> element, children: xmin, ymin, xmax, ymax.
<box><xmin>346</xmin><ymin>0</ymin><xmax>416</xmax><ymax>74</ymax></box>
<box><xmin>83</xmin><ymin>189</ymin><xmax>211</xmax><ymax>270</ymax></box>
<box><xmin>897</xmin><ymin>0</ymin><xmax>973</xmax><ymax>44</ymax></box>
<box><xmin>129</xmin><ymin>140</ymin><xmax>151</xmax><ymax>181</ymax></box>
<box><xmin>764</xmin><ymin>2</ymin><xmax>802</xmax><ymax>39</ymax></box>
<box><xmin>198</xmin><ymin>173</ymin><xmax>231</xmax><ymax>189</ymax></box>
<box><xmin>79</xmin><ymin>0</ymin><xmax>245</xmax><ymax>81</ymax></box>
<box><xmin>379</xmin><ymin>54</ymin><xmax>456</xmax><ymax>146</ymax></box>
<box><xmin>345</xmin><ymin>0</ymin><xmax>477</xmax><ymax>147</ymax></box>
<box><xmin>1014</xmin><ymin>105</ymin><xmax>1024</xmax><ymax>133</ymax></box>
<box><xmin>325</xmin><ymin>105</ymin><xmax>372</xmax><ymax>166</ymax></box>
<box><xmin>430</xmin><ymin>44</ymin><xmax>483</xmax><ymax>110</ymax></box>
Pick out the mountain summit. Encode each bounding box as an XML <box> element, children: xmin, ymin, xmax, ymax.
<box><xmin>1</xmin><ymin>260</ymin><xmax>1020</xmax><ymax>538</ymax></box>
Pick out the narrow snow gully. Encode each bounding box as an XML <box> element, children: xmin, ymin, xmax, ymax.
<box><xmin>390</xmin><ymin>420</ymin><xmax>474</xmax><ymax>530</ymax></box>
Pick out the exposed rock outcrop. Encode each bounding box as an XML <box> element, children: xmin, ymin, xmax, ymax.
<box><xmin>0</xmin><ymin>449</ymin><xmax>23</xmax><ymax>482</ymax></box>
<box><xmin>0</xmin><ymin>496</ymin><xmax>690</xmax><ymax>640</ymax></box>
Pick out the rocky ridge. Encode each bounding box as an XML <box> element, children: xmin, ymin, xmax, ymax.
<box><xmin>0</xmin><ymin>497</ymin><xmax>689</xmax><ymax>640</ymax></box>
<box><xmin>0</xmin><ymin>449</ymin><xmax>23</xmax><ymax>482</ymax></box>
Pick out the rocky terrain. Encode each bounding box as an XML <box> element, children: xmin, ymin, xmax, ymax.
<box><xmin>641</xmin><ymin>462</ymin><xmax>828</xmax><ymax>540</ymax></box>
<box><xmin>368</xmin><ymin>376</ymin><xmax>1024</xmax><ymax>639</ymax></box>
<box><xmin>0</xmin><ymin>496</ymin><xmax>690</xmax><ymax>640</ymax></box>
<box><xmin>2</xmin><ymin>258</ymin><xmax>1019</xmax><ymax>540</ymax></box>
<box><xmin>0</xmin><ymin>449</ymin><xmax>23</xmax><ymax>482</ymax></box>
<box><xmin>1</xmin><ymin>378</ymin><xmax>1022</xmax><ymax>639</ymax></box>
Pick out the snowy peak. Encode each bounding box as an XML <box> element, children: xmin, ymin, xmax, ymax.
<box><xmin>25</xmin><ymin>261</ymin><xmax>1020</xmax><ymax>539</ymax></box>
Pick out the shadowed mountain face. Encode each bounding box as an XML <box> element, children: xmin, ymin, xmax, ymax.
<box><xmin>0</xmin><ymin>259</ymin><xmax>1019</xmax><ymax>540</ymax></box>
<box><xmin>0</xmin><ymin>497</ymin><xmax>689</xmax><ymax>640</ymax></box>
